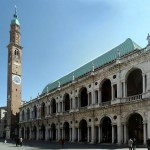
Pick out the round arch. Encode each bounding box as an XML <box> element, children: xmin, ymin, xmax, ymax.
<box><xmin>22</xmin><ymin>110</ymin><xmax>25</xmax><ymax>121</ymax></box>
<box><xmin>126</xmin><ymin>68</ymin><xmax>142</xmax><ymax>96</ymax></box>
<box><xmin>41</xmin><ymin>102</ymin><xmax>46</xmax><ymax>118</ymax></box>
<box><xmin>33</xmin><ymin>105</ymin><xmax>37</xmax><ymax>119</ymax></box>
<box><xmin>79</xmin><ymin>119</ymin><xmax>87</xmax><ymax>142</ymax></box>
<box><xmin>100</xmin><ymin>79</ymin><xmax>111</xmax><ymax>102</ymax></box>
<box><xmin>128</xmin><ymin>113</ymin><xmax>143</xmax><ymax>144</ymax></box>
<box><xmin>51</xmin><ymin>99</ymin><xmax>56</xmax><ymax>114</ymax></box>
<box><xmin>27</xmin><ymin>108</ymin><xmax>30</xmax><ymax>120</ymax></box>
<box><xmin>41</xmin><ymin>124</ymin><xmax>45</xmax><ymax>140</ymax></box>
<box><xmin>26</xmin><ymin>127</ymin><xmax>30</xmax><ymax>140</ymax></box>
<box><xmin>63</xmin><ymin>121</ymin><xmax>70</xmax><ymax>141</ymax></box>
<box><xmin>79</xmin><ymin>87</ymin><xmax>88</xmax><ymax>107</ymax></box>
<box><xmin>51</xmin><ymin>123</ymin><xmax>56</xmax><ymax>140</ymax></box>
<box><xmin>100</xmin><ymin>116</ymin><xmax>112</xmax><ymax>143</ymax></box>
<box><xmin>63</xmin><ymin>93</ymin><xmax>70</xmax><ymax>112</ymax></box>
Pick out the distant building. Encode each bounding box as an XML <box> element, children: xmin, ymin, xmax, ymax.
<box><xmin>0</xmin><ymin>107</ymin><xmax>7</xmax><ymax>138</ymax></box>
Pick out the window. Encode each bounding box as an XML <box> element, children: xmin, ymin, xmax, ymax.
<box><xmin>14</xmin><ymin>49</ymin><xmax>20</xmax><ymax>59</ymax></box>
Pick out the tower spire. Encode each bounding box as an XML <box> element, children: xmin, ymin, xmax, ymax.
<box><xmin>14</xmin><ymin>5</ymin><xmax>18</xmax><ymax>18</ymax></box>
<box><xmin>11</xmin><ymin>5</ymin><xmax>20</xmax><ymax>26</ymax></box>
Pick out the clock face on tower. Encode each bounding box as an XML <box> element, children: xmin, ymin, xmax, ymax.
<box><xmin>12</xmin><ymin>75</ymin><xmax>21</xmax><ymax>85</ymax></box>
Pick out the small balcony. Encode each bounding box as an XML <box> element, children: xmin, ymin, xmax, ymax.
<box><xmin>111</xmin><ymin>94</ymin><xmax>143</xmax><ymax>105</ymax></box>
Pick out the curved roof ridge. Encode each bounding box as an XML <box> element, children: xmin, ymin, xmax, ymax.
<box><xmin>41</xmin><ymin>38</ymin><xmax>142</xmax><ymax>95</ymax></box>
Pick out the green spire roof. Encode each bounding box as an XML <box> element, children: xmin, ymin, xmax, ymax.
<box><xmin>42</xmin><ymin>38</ymin><xmax>142</xmax><ymax>95</ymax></box>
<box><xmin>11</xmin><ymin>6</ymin><xmax>20</xmax><ymax>26</ymax></box>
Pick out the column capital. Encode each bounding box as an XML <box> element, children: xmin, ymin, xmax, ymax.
<box><xmin>121</xmin><ymin>122</ymin><xmax>127</xmax><ymax>125</ymax></box>
<box><xmin>143</xmin><ymin>120</ymin><xmax>147</xmax><ymax>124</ymax></box>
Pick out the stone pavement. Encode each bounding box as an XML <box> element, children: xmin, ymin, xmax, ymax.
<box><xmin>0</xmin><ymin>140</ymin><xmax>148</xmax><ymax>150</ymax></box>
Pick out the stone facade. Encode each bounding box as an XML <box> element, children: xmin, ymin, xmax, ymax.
<box><xmin>19</xmin><ymin>36</ymin><xmax>150</xmax><ymax>145</ymax></box>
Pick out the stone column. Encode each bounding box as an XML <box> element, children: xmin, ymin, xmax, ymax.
<box><xmin>29</xmin><ymin>127</ymin><xmax>32</xmax><ymax>140</ymax></box>
<box><xmin>117</xmin><ymin>75</ymin><xmax>122</xmax><ymax>98</ymax></box>
<box><xmin>36</xmin><ymin>126</ymin><xmax>39</xmax><ymax>140</ymax></box>
<box><xmin>111</xmin><ymin>84</ymin><xmax>114</xmax><ymax>100</ymax></box>
<box><xmin>124</xmin><ymin>123</ymin><xmax>127</xmax><ymax>144</ymax></box>
<box><xmin>57</xmin><ymin>102</ymin><xmax>60</xmax><ymax>113</ymax></box>
<box><xmin>112</xmin><ymin>125</ymin><xmax>114</xmax><ymax>143</ymax></box>
<box><xmin>72</xmin><ymin>121</ymin><xmax>75</xmax><ymax>142</ymax></box>
<box><xmin>72</xmin><ymin>97</ymin><xmax>76</xmax><ymax>110</ymax></box>
<box><xmin>62</xmin><ymin>101</ymin><xmax>64</xmax><ymax>113</ymax></box>
<box><xmin>19</xmin><ymin>128</ymin><xmax>21</xmax><ymax>138</ymax></box>
<box><xmin>58</xmin><ymin>123</ymin><xmax>60</xmax><ymax>141</ymax></box>
<box><xmin>92</xmin><ymin>86</ymin><xmax>95</xmax><ymax>105</ymax></box>
<box><xmin>98</xmin><ymin>125</ymin><xmax>101</xmax><ymax>143</ymax></box>
<box><xmin>148</xmin><ymin>111</ymin><xmax>150</xmax><ymax>138</ymax></box>
<box><xmin>24</xmin><ymin>127</ymin><xmax>26</xmax><ymax>139</ymax></box>
<box><xmin>87</xmin><ymin>127</ymin><xmax>90</xmax><ymax>142</ymax></box>
<box><xmin>69</xmin><ymin>128</ymin><xmax>71</xmax><ymax>141</ymax></box>
<box><xmin>45</xmin><ymin>126</ymin><xmax>48</xmax><ymax>140</ymax></box>
<box><xmin>123</xmin><ymin>82</ymin><xmax>127</xmax><ymax>97</ymax></box>
<box><xmin>143</xmin><ymin>74</ymin><xmax>146</xmax><ymax>94</ymax></box>
<box><xmin>117</xmin><ymin>116</ymin><xmax>122</xmax><ymax>144</ymax></box>
<box><xmin>99</xmin><ymin>89</ymin><xmax>102</xmax><ymax>104</ymax></box>
<box><xmin>88</xmin><ymin>92</ymin><xmax>90</xmax><ymax>105</ymax></box>
<box><xmin>91</xmin><ymin>119</ymin><xmax>95</xmax><ymax>143</ymax></box>
<box><xmin>78</xmin><ymin>128</ymin><xmax>80</xmax><ymax>142</ymax></box>
<box><xmin>62</xmin><ymin>128</ymin><xmax>64</xmax><ymax>139</ymax></box>
<box><xmin>143</xmin><ymin>122</ymin><xmax>147</xmax><ymax>145</ymax></box>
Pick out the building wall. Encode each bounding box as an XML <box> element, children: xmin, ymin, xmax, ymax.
<box><xmin>19</xmin><ymin>42</ymin><xmax>150</xmax><ymax>144</ymax></box>
<box><xmin>0</xmin><ymin>107</ymin><xmax>7</xmax><ymax>138</ymax></box>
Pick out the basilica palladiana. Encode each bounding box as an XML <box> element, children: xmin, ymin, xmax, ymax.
<box><xmin>17</xmin><ymin>12</ymin><xmax>150</xmax><ymax>145</ymax></box>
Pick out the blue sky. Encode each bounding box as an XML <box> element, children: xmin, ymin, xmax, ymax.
<box><xmin>0</xmin><ymin>0</ymin><xmax>149</xmax><ymax>106</ymax></box>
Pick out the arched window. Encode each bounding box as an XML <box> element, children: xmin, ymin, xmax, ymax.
<box><xmin>63</xmin><ymin>93</ymin><xmax>70</xmax><ymax>112</ymax></box>
<box><xmin>127</xmin><ymin>69</ymin><xmax>142</xmax><ymax>96</ymax></box>
<box><xmin>51</xmin><ymin>99</ymin><xmax>56</xmax><ymax>114</ymax></box>
<box><xmin>41</xmin><ymin>102</ymin><xmax>46</xmax><ymax>118</ymax></box>
<box><xmin>22</xmin><ymin>110</ymin><xmax>25</xmax><ymax>121</ymax></box>
<box><xmin>14</xmin><ymin>49</ymin><xmax>19</xmax><ymax>58</ymax></box>
<box><xmin>101</xmin><ymin>79</ymin><xmax>111</xmax><ymax>102</ymax></box>
<box><xmin>27</xmin><ymin>108</ymin><xmax>30</xmax><ymax>120</ymax></box>
<box><xmin>80</xmin><ymin>87</ymin><xmax>88</xmax><ymax>107</ymax></box>
<box><xmin>33</xmin><ymin>105</ymin><xmax>37</xmax><ymax>119</ymax></box>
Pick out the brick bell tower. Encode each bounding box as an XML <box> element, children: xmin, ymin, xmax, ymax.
<box><xmin>6</xmin><ymin>7</ymin><xmax>22</xmax><ymax>139</ymax></box>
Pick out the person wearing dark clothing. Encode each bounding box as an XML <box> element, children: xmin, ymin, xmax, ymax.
<box><xmin>132</xmin><ymin>138</ymin><xmax>136</xmax><ymax>150</ymax></box>
<box><xmin>147</xmin><ymin>138</ymin><xmax>150</xmax><ymax>150</ymax></box>
<box><xmin>60</xmin><ymin>139</ymin><xmax>64</xmax><ymax>147</ymax></box>
<box><xmin>16</xmin><ymin>137</ymin><xmax>20</xmax><ymax>146</ymax></box>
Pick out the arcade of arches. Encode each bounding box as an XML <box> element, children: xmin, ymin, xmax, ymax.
<box><xmin>20</xmin><ymin>112</ymin><xmax>147</xmax><ymax>144</ymax></box>
<box><xmin>20</xmin><ymin>68</ymin><xmax>149</xmax><ymax>145</ymax></box>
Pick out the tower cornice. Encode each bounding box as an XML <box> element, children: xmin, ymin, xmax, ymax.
<box><xmin>7</xmin><ymin>43</ymin><xmax>23</xmax><ymax>49</ymax></box>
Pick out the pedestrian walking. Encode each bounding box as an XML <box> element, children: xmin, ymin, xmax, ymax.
<box><xmin>16</xmin><ymin>137</ymin><xmax>20</xmax><ymax>146</ymax></box>
<box><xmin>147</xmin><ymin>138</ymin><xmax>150</xmax><ymax>150</ymax></box>
<box><xmin>128</xmin><ymin>138</ymin><xmax>133</xmax><ymax>150</ymax></box>
<box><xmin>19</xmin><ymin>137</ymin><xmax>23</xmax><ymax>146</ymax></box>
<box><xmin>132</xmin><ymin>138</ymin><xmax>136</xmax><ymax>150</ymax></box>
<box><xmin>60</xmin><ymin>139</ymin><xmax>64</xmax><ymax>147</ymax></box>
<box><xmin>3</xmin><ymin>138</ymin><xmax>7</xmax><ymax>144</ymax></box>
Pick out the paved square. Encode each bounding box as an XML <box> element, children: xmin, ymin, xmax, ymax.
<box><xmin>0</xmin><ymin>140</ymin><xmax>148</xmax><ymax>150</ymax></box>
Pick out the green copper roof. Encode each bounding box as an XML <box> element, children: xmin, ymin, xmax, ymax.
<box><xmin>11</xmin><ymin>6</ymin><xmax>20</xmax><ymax>26</ymax></box>
<box><xmin>42</xmin><ymin>38</ymin><xmax>141</xmax><ymax>95</ymax></box>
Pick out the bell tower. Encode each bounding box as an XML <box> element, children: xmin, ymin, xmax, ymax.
<box><xmin>6</xmin><ymin>7</ymin><xmax>22</xmax><ymax>139</ymax></box>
